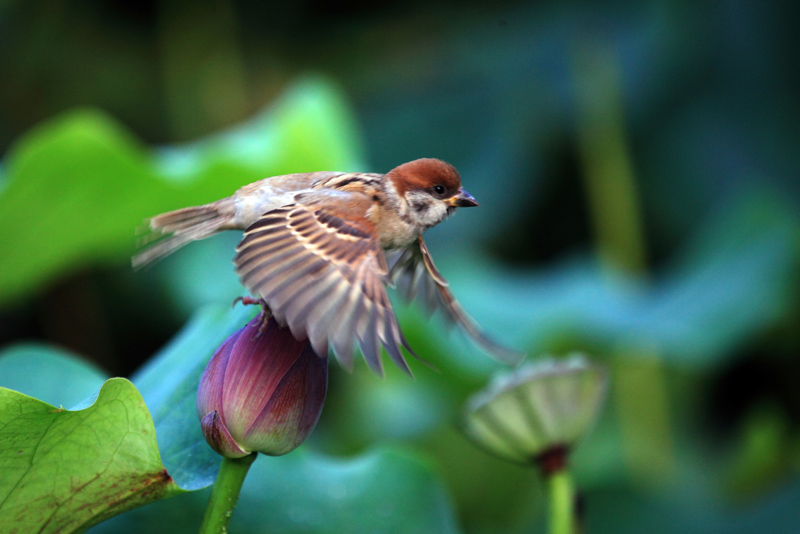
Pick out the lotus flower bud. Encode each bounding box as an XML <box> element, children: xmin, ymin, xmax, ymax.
<box><xmin>197</xmin><ymin>315</ymin><xmax>328</xmax><ymax>458</ymax></box>
<box><xmin>462</xmin><ymin>355</ymin><xmax>608</xmax><ymax>473</ymax></box>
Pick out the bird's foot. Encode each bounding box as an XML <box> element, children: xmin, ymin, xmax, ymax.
<box><xmin>233</xmin><ymin>296</ymin><xmax>273</xmax><ymax>335</ymax></box>
<box><xmin>233</xmin><ymin>295</ymin><xmax>268</xmax><ymax>309</ymax></box>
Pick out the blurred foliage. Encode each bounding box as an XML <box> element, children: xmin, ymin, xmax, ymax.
<box><xmin>0</xmin><ymin>77</ymin><xmax>362</xmax><ymax>306</ymax></box>
<box><xmin>1</xmin><ymin>0</ymin><xmax>799</xmax><ymax>533</ymax></box>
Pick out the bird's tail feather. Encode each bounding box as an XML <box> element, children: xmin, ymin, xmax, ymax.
<box><xmin>132</xmin><ymin>202</ymin><xmax>234</xmax><ymax>269</ymax></box>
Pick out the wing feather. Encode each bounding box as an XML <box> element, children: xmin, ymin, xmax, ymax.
<box><xmin>388</xmin><ymin>236</ymin><xmax>524</xmax><ymax>365</ymax></box>
<box><xmin>328</xmin><ymin>285</ymin><xmax>364</xmax><ymax>371</ymax></box>
<box><xmin>358</xmin><ymin>305</ymin><xmax>383</xmax><ymax>375</ymax></box>
<box><xmin>234</xmin><ymin>197</ymin><xmax>416</xmax><ymax>375</ymax></box>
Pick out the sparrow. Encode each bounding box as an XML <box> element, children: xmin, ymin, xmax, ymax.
<box><xmin>134</xmin><ymin>158</ymin><xmax>521</xmax><ymax>375</ymax></box>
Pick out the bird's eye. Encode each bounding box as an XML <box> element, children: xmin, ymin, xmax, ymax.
<box><xmin>432</xmin><ymin>185</ymin><xmax>446</xmax><ymax>196</ymax></box>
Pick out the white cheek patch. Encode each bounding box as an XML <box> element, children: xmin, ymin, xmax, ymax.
<box><xmin>427</xmin><ymin>203</ymin><xmax>449</xmax><ymax>225</ymax></box>
<box><xmin>405</xmin><ymin>191</ymin><xmax>450</xmax><ymax>229</ymax></box>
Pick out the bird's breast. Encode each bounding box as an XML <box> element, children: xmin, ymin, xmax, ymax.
<box><xmin>369</xmin><ymin>205</ymin><xmax>420</xmax><ymax>250</ymax></box>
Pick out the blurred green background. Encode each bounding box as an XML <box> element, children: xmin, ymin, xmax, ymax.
<box><xmin>1</xmin><ymin>0</ymin><xmax>799</xmax><ymax>532</ymax></box>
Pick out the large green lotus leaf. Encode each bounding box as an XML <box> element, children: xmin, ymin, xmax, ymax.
<box><xmin>234</xmin><ymin>447</ymin><xmax>461</xmax><ymax>534</ymax></box>
<box><xmin>150</xmin><ymin>232</ymin><xmax>244</xmax><ymax>317</ymax></box>
<box><xmin>153</xmin><ymin>75</ymin><xmax>363</xmax><ymax>185</ymax></box>
<box><xmin>131</xmin><ymin>304</ymin><xmax>254</xmax><ymax>490</ymax></box>
<box><xmin>91</xmin><ymin>446</ymin><xmax>461</xmax><ymax>534</ymax></box>
<box><xmin>0</xmin><ymin>344</ymin><xmax>108</xmax><ymax>409</ymax></box>
<box><xmin>0</xmin><ymin>378</ymin><xmax>185</xmax><ymax>533</ymax></box>
<box><xmin>0</xmin><ymin>76</ymin><xmax>362</xmax><ymax>306</ymax></box>
<box><xmin>0</xmin><ymin>109</ymin><xmax>165</xmax><ymax>305</ymax></box>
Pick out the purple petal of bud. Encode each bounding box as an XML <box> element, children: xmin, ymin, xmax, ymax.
<box><xmin>196</xmin><ymin>315</ymin><xmax>328</xmax><ymax>458</ymax></box>
<box><xmin>241</xmin><ymin>344</ymin><xmax>328</xmax><ymax>456</ymax></box>
<box><xmin>196</xmin><ymin>329</ymin><xmax>242</xmax><ymax>424</ymax></box>
<box><xmin>200</xmin><ymin>411</ymin><xmax>250</xmax><ymax>458</ymax></box>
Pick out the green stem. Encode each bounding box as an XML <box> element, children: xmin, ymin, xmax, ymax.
<box><xmin>572</xmin><ymin>41</ymin><xmax>676</xmax><ymax>486</ymax></box>
<box><xmin>573</xmin><ymin>45</ymin><xmax>647</xmax><ymax>274</ymax></box>
<box><xmin>547</xmin><ymin>469</ymin><xmax>576</xmax><ymax>534</ymax></box>
<box><xmin>199</xmin><ymin>453</ymin><xmax>257</xmax><ymax>534</ymax></box>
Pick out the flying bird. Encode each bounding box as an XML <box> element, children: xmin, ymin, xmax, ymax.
<box><xmin>134</xmin><ymin>158</ymin><xmax>521</xmax><ymax>374</ymax></box>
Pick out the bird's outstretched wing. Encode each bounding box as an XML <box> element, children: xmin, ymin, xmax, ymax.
<box><xmin>388</xmin><ymin>236</ymin><xmax>524</xmax><ymax>364</ymax></box>
<box><xmin>234</xmin><ymin>193</ymin><xmax>417</xmax><ymax>375</ymax></box>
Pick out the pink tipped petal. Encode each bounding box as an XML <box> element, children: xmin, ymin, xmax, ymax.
<box><xmin>295</xmin><ymin>347</ymin><xmax>329</xmax><ymax>438</ymax></box>
<box><xmin>196</xmin><ymin>329</ymin><xmax>241</xmax><ymax>420</ymax></box>
<box><xmin>242</xmin><ymin>345</ymin><xmax>328</xmax><ymax>456</ymax></box>
<box><xmin>200</xmin><ymin>411</ymin><xmax>250</xmax><ymax>459</ymax></box>
<box><xmin>221</xmin><ymin>317</ymin><xmax>310</xmax><ymax>440</ymax></box>
<box><xmin>198</xmin><ymin>316</ymin><xmax>327</xmax><ymax>458</ymax></box>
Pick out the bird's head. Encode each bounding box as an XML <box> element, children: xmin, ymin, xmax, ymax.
<box><xmin>386</xmin><ymin>158</ymin><xmax>479</xmax><ymax>229</ymax></box>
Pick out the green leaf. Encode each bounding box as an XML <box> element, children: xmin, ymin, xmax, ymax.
<box><xmin>132</xmin><ymin>304</ymin><xmax>255</xmax><ymax>490</ymax></box>
<box><xmin>234</xmin><ymin>447</ymin><xmax>461</xmax><ymax>534</ymax></box>
<box><xmin>155</xmin><ymin>75</ymin><xmax>364</xmax><ymax>181</ymax></box>
<box><xmin>91</xmin><ymin>446</ymin><xmax>462</xmax><ymax>534</ymax></box>
<box><xmin>0</xmin><ymin>76</ymin><xmax>363</xmax><ymax>306</ymax></box>
<box><xmin>0</xmin><ymin>378</ymin><xmax>185</xmax><ymax>533</ymax></box>
<box><xmin>0</xmin><ymin>110</ymin><xmax>166</xmax><ymax>304</ymax></box>
<box><xmin>0</xmin><ymin>344</ymin><xmax>109</xmax><ymax>410</ymax></box>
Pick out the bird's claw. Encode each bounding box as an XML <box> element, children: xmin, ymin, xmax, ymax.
<box><xmin>233</xmin><ymin>296</ymin><xmax>268</xmax><ymax>309</ymax></box>
<box><xmin>233</xmin><ymin>296</ymin><xmax>273</xmax><ymax>335</ymax></box>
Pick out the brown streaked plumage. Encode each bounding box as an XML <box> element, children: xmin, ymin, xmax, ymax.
<box><xmin>134</xmin><ymin>158</ymin><xmax>522</xmax><ymax>374</ymax></box>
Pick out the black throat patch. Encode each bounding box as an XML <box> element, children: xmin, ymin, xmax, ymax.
<box><xmin>412</xmin><ymin>199</ymin><xmax>430</xmax><ymax>213</ymax></box>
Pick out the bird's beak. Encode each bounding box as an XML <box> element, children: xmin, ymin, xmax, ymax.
<box><xmin>447</xmin><ymin>188</ymin><xmax>479</xmax><ymax>208</ymax></box>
